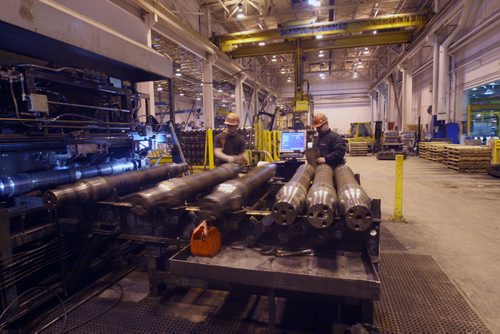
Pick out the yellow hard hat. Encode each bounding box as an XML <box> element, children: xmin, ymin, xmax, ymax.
<box><xmin>224</xmin><ymin>112</ymin><xmax>240</xmax><ymax>126</ymax></box>
<box><xmin>312</xmin><ymin>113</ymin><xmax>328</xmax><ymax>128</ymax></box>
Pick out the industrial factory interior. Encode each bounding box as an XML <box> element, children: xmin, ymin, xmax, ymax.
<box><xmin>1</xmin><ymin>0</ymin><xmax>499</xmax><ymax>333</ymax></box>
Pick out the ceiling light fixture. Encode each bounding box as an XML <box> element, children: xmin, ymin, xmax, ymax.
<box><xmin>258</xmin><ymin>42</ymin><xmax>266</xmax><ymax>46</ymax></box>
<box><xmin>179</xmin><ymin>92</ymin><xmax>184</xmax><ymax>96</ymax></box>
<box><xmin>236</xmin><ymin>4</ymin><xmax>245</xmax><ymax>19</ymax></box>
<box><xmin>316</xmin><ymin>35</ymin><xmax>323</xmax><ymax>40</ymax></box>
<box><xmin>157</xmin><ymin>87</ymin><xmax>163</xmax><ymax>91</ymax></box>
<box><xmin>175</xmin><ymin>73</ymin><xmax>182</xmax><ymax>77</ymax></box>
<box><xmin>373</xmin><ymin>30</ymin><xmax>377</xmax><ymax>35</ymax></box>
<box><xmin>319</xmin><ymin>53</ymin><xmax>324</xmax><ymax>58</ymax></box>
<box><xmin>310</xmin><ymin>0</ymin><xmax>321</xmax><ymax>7</ymax></box>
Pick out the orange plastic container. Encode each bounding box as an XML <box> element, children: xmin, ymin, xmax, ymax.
<box><xmin>190</xmin><ymin>222</ymin><xmax>221</xmax><ymax>257</ymax></box>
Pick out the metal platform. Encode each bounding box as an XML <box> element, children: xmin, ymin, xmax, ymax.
<box><xmin>170</xmin><ymin>246</ymin><xmax>380</xmax><ymax>300</ymax></box>
<box><xmin>30</xmin><ymin>229</ymin><xmax>492</xmax><ymax>333</ymax></box>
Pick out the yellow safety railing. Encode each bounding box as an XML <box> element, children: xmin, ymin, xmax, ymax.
<box><xmin>251</xmin><ymin>121</ymin><xmax>282</xmax><ymax>163</ymax></box>
<box><xmin>203</xmin><ymin>128</ymin><xmax>215</xmax><ymax>169</ymax></box>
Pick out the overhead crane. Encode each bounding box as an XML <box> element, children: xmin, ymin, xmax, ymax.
<box><xmin>215</xmin><ymin>14</ymin><xmax>428</xmax><ymax>52</ymax></box>
<box><xmin>214</xmin><ymin>13</ymin><xmax>428</xmax><ymax>113</ymax></box>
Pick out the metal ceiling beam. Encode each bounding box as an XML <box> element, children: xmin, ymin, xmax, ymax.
<box><xmin>369</xmin><ymin>0</ymin><xmax>465</xmax><ymax>91</ymax></box>
<box><xmin>228</xmin><ymin>31</ymin><xmax>413</xmax><ymax>58</ymax></box>
<box><xmin>129</xmin><ymin>0</ymin><xmax>279</xmax><ymax>96</ymax></box>
<box><xmin>216</xmin><ymin>14</ymin><xmax>427</xmax><ymax>51</ymax></box>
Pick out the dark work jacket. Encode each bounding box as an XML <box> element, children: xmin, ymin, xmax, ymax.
<box><xmin>314</xmin><ymin>129</ymin><xmax>346</xmax><ymax>168</ymax></box>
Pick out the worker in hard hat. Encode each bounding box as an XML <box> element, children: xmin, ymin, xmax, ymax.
<box><xmin>214</xmin><ymin>113</ymin><xmax>248</xmax><ymax>165</ymax></box>
<box><xmin>312</xmin><ymin>113</ymin><xmax>346</xmax><ymax>168</ymax></box>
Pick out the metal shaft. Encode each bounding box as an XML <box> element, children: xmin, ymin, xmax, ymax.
<box><xmin>306</xmin><ymin>164</ymin><xmax>337</xmax><ymax>229</ymax></box>
<box><xmin>334</xmin><ymin>165</ymin><xmax>372</xmax><ymax>231</ymax></box>
<box><xmin>200</xmin><ymin>163</ymin><xmax>277</xmax><ymax>221</ymax></box>
<box><xmin>129</xmin><ymin>163</ymin><xmax>241</xmax><ymax>215</ymax></box>
<box><xmin>44</xmin><ymin>163</ymin><xmax>188</xmax><ymax>207</ymax></box>
<box><xmin>0</xmin><ymin>160</ymin><xmax>139</xmax><ymax>197</ymax></box>
<box><xmin>272</xmin><ymin>164</ymin><xmax>315</xmax><ymax>225</ymax></box>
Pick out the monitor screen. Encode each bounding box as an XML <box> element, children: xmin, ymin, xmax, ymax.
<box><xmin>280</xmin><ymin>131</ymin><xmax>306</xmax><ymax>153</ymax></box>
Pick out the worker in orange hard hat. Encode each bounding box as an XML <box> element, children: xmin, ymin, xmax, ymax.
<box><xmin>214</xmin><ymin>112</ymin><xmax>248</xmax><ymax>165</ymax></box>
<box><xmin>312</xmin><ymin>113</ymin><xmax>346</xmax><ymax>168</ymax></box>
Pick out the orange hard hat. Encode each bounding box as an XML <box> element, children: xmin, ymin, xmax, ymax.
<box><xmin>224</xmin><ymin>112</ymin><xmax>240</xmax><ymax>126</ymax></box>
<box><xmin>312</xmin><ymin>113</ymin><xmax>328</xmax><ymax>128</ymax></box>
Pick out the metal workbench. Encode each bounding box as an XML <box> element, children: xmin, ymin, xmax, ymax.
<box><xmin>170</xmin><ymin>244</ymin><xmax>380</xmax><ymax>332</ymax></box>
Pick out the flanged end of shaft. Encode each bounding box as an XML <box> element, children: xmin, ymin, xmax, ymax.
<box><xmin>345</xmin><ymin>205</ymin><xmax>372</xmax><ymax>231</ymax></box>
<box><xmin>272</xmin><ymin>201</ymin><xmax>297</xmax><ymax>225</ymax></box>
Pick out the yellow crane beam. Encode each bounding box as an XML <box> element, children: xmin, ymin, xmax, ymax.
<box><xmin>216</xmin><ymin>14</ymin><xmax>427</xmax><ymax>52</ymax></box>
<box><xmin>228</xmin><ymin>31</ymin><xmax>413</xmax><ymax>58</ymax></box>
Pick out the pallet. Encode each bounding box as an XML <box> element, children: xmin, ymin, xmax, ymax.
<box><xmin>349</xmin><ymin>142</ymin><xmax>368</xmax><ymax>156</ymax></box>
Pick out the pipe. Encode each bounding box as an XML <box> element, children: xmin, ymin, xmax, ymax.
<box><xmin>306</xmin><ymin>164</ymin><xmax>337</xmax><ymax>229</ymax></box>
<box><xmin>437</xmin><ymin>0</ymin><xmax>472</xmax><ymax>121</ymax></box>
<box><xmin>334</xmin><ymin>165</ymin><xmax>372</xmax><ymax>232</ymax></box>
<box><xmin>0</xmin><ymin>160</ymin><xmax>139</xmax><ymax>198</ymax></box>
<box><xmin>449</xmin><ymin>9</ymin><xmax>500</xmax><ymax>54</ymax></box>
<box><xmin>200</xmin><ymin>163</ymin><xmax>277</xmax><ymax>221</ymax></box>
<box><xmin>272</xmin><ymin>164</ymin><xmax>315</xmax><ymax>225</ymax></box>
<box><xmin>44</xmin><ymin>163</ymin><xmax>188</xmax><ymax>207</ymax></box>
<box><xmin>128</xmin><ymin>163</ymin><xmax>241</xmax><ymax>215</ymax></box>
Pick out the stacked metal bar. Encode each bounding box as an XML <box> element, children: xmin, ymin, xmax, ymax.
<box><xmin>200</xmin><ymin>163</ymin><xmax>277</xmax><ymax>221</ymax></box>
<box><xmin>272</xmin><ymin>164</ymin><xmax>315</xmax><ymax>225</ymax></box>
<box><xmin>44</xmin><ymin>163</ymin><xmax>188</xmax><ymax>207</ymax></box>
<box><xmin>334</xmin><ymin>165</ymin><xmax>373</xmax><ymax>232</ymax></box>
<box><xmin>128</xmin><ymin>163</ymin><xmax>241</xmax><ymax>215</ymax></box>
<box><xmin>306</xmin><ymin>164</ymin><xmax>337</xmax><ymax>229</ymax></box>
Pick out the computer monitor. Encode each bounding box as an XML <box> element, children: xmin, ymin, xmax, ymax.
<box><xmin>280</xmin><ymin>130</ymin><xmax>306</xmax><ymax>154</ymax></box>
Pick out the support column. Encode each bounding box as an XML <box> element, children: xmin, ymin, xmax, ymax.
<box><xmin>401</xmin><ymin>68</ymin><xmax>413</xmax><ymax>128</ymax></box>
<box><xmin>370</xmin><ymin>91</ymin><xmax>376</xmax><ymax>129</ymax></box>
<box><xmin>135</xmin><ymin>21</ymin><xmax>155</xmax><ymax>118</ymax></box>
<box><xmin>168</xmin><ymin>77</ymin><xmax>175</xmax><ymax>123</ymax></box>
<box><xmin>235</xmin><ymin>75</ymin><xmax>244</xmax><ymax>123</ymax></box>
<box><xmin>200</xmin><ymin>7</ymin><xmax>212</xmax><ymax>38</ymax></box>
<box><xmin>202</xmin><ymin>55</ymin><xmax>215</xmax><ymax>129</ymax></box>
<box><xmin>385</xmin><ymin>79</ymin><xmax>392</xmax><ymax>130</ymax></box>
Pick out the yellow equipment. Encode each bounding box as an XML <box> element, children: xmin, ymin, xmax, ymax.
<box><xmin>488</xmin><ymin>139</ymin><xmax>500</xmax><ymax>177</ymax></box>
<box><xmin>346</xmin><ymin>122</ymin><xmax>375</xmax><ymax>150</ymax></box>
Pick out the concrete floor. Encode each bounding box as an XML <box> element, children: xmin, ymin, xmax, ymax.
<box><xmin>346</xmin><ymin>155</ymin><xmax>500</xmax><ymax>333</ymax></box>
